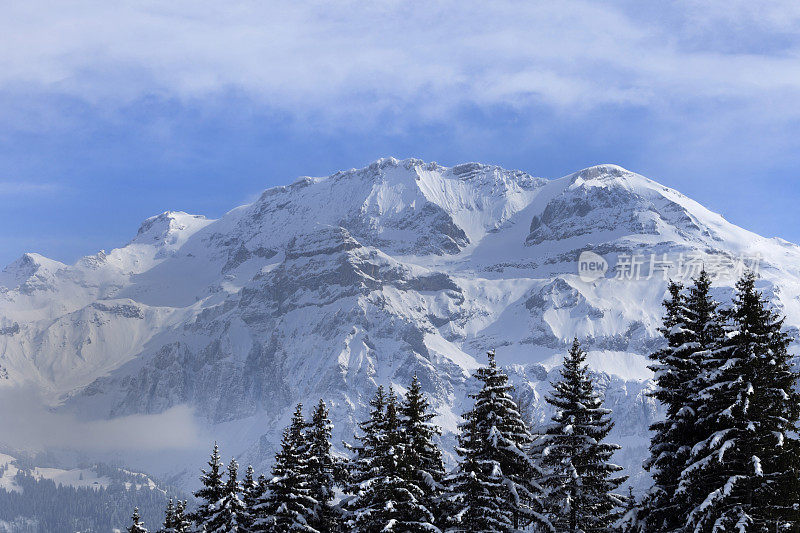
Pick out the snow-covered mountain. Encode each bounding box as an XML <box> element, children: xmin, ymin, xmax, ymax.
<box><xmin>2</xmin><ymin>158</ymin><xmax>800</xmax><ymax>489</ymax></box>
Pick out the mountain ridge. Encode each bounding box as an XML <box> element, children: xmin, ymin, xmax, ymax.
<box><xmin>1</xmin><ymin>158</ymin><xmax>799</xmax><ymax>490</ymax></box>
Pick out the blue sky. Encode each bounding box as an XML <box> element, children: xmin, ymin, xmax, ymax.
<box><xmin>1</xmin><ymin>1</ymin><xmax>800</xmax><ymax>266</ymax></box>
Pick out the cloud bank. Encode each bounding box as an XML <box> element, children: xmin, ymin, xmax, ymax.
<box><xmin>2</xmin><ymin>0</ymin><xmax>800</xmax><ymax>126</ymax></box>
<box><xmin>0</xmin><ymin>386</ymin><xmax>203</xmax><ymax>452</ymax></box>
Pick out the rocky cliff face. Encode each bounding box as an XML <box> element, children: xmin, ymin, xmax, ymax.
<box><xmin>2</xmin><ymin>158</ymin><xmax>800</xmax><ymax>488</ymax></box>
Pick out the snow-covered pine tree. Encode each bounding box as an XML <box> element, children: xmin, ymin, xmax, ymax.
<box><xmin>173</xmin><ymin>501</ymin><xmax>192</xmax><ymax>533</ymax></box>
<box><xmin>204</xmin><ymin>459</ymin><xmax>246</xmax><ymax>532</ymax></box>
<box><xmin>641</xmin><ymin>280</ymin><xmax>689</xmax><ymax>532</ymax></box>
<box><xmin>445</xmin><ymin>351</ymin><xmax>550</xmax><ymax>532</ymax></box>
<box><xmin>128</xmin><ymin>507</ymin><xmax>148</xmax><ymax>533</ymax></box>
<box><xmin>343</xmin><ymin>385</ymin><xmax>386</xmax><ymax>527</ymax></box>
<box><xmin>305</xmin><ymin>399</ymin><xmax>343</xmax><ymax>532</ymax></box>
<box><xmin>248</xmin><ymin>474</ymin><xmax>268</xmax><ymax>530</ymax></box>
<box><xmin>344</xmin><ymin>386</ymin><xmax>437</xmax><ymax>532</ymax></box>
<box><xmin>254</xmin><ymin>403</ymin><xmax>319</xmax><ymax>532</ymax></box>
<box><xmin>160</xmin><ymin>499</ymin><xmax>177</xmax><ymax>533</ymax></box>
<box><xmin>239</xmin><ymin>465</ymin><xmax>259</xmax><ymax>531</ymax></box>
<box><xmin>193</xmin><ymin>443</ymin><xmax>226</xmax><ymax>530</ymax></box>
<box><xmin>642</xmin><ymin>271</ymin><xmax>724</xmax><ymax>531</ymax></box>
<box><xmin>398</xmin><ymin>374</ymin><xmax>446</xmax><ymax>529</ymax></box>
<box><xmin>535</xmin><ymin>338</ymin><xmax>627</xmax><ymax>532</ymax></box>
<box><xmin>685</xmin><ymin>271</ymin><xmax>800</xmax><ymax>531</ymax></box>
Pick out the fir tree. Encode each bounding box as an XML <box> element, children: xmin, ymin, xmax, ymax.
<box><xmin>684</xmin><ymin>272</ymin><xmax>800</xmax><ymax>531</ymax></box>
<box><xmin>398</xmin><ymin>374</ymin><xmax>446</xmax><ymax>529</ymax></box>
<box><xmin>205</xmin><ymin>459</ymin><xmax>246</xmax><ymax>532</ymax></box>
<box><xmin>345</xmin><ymin>386</ymin><xmax>437</xmax><ymax>532</ymax></box>
<box><xmin>128</xmin><ymin>507</ymin><xmax>149</xmax><ymax>533</ymax></box>
<box><xmin>240</xmin><ymin>465</ymin><xmax>260</xmax><ymax>531</ymax></box>
<box><xmin>305</xmin><ymin>399</ymin><xmax>343</xmax><ymax>532</ymax></box>
<box><xmin>159</xmin><ymin>500</ymin><xmax>191</xmax><ymax>533</ymax></box>
<box><xmin>643</xmin><ymin>279</ymin><xmax>689</xmax><ymax>533</ymax></box>
<box><xmin>250</xmin><ymin>473</ymin><xmax>268</xmax><ymax>529</ymax></box>
<box><xmin>173</xmin><ymin>501</ymin><xmax>192</xmax><ymax>533</ymax></box>
<box><xmin>342</xmin><ymin>385</ymin><xmax>386</xmax><ymax>527</ymax></box>
<box><xmin>160</xmin><ymin>499</ymin><xmax>176</xmax><ymax>533</ymax></box>
<box><xmin>255</xmin><ymin>403</ymin><xmax>319</xmax><ymax>532</ymax></box>
<box><xmin>642</xmin><ymin>271</ymin><xmax>724</xmax><ymax>531</ymax></box>
<box><xmin>193</xmin><ymin>443</ymin><xmax>226</xmax><ymax>530</ymax></box>
<box><xmin>445</xmin><ymin>351</ymin><xmax>550</xmax><ymax>532</ymax></box>
<box><xmin>535</xmin><ymin>338</ymin><xmax>627</xmax><ymax>532</ymax></box>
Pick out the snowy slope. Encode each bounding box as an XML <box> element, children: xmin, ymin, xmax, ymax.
<box><xmin>0</xmin><ymin>452</ymin><xmax>162</xmax><ymax>493</ymax></box>
<box><xmin>2</xmin><ymin>158</ymin><xmax>800</xmax><ymax>489</ymax></box>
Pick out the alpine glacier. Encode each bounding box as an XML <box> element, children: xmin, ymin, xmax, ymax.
<box><xmin>1</xmin><ymin>158</ymin><xmax>799</xmax><ymax>489</ymax></box>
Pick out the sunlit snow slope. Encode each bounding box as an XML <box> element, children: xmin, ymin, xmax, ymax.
<box><xmin>2</xmin><ymin>158</ymin><xmax>799</xmax><ymax>488</ymax></box>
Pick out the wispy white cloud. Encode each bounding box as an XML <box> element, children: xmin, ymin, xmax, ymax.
<box><xmin>1</xmin><ymin>0</ymin><xmax>799</xmax><ymax>126</ymax></box>
<box><xmin>0</xmin><ymin>386</ymin><xmax>203</xmax><ymax>452</ymax></box>
<box><xmin>0</xmin><ymin>181</ymin><xmax>59</xmax><ymax>196</ymax></box>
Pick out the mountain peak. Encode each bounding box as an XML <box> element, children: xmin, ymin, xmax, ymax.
<box><xmin>565</xmin><ymin>164</ymin><xmax>667</xmax><ymax>197</ymax></box>
<box><xmin>135</xmin><ymin>210</ymin><xmax>203</xmax><ymax>235</ymax></box>
<box><xmin>0</xmin><ymin>252</ymin><xmax>66</xmax><ymax>290</ymax></box>
<box><xmin>5</xmin><ymin>252</ymin><xmax>65</xmax><ymax>273</ymax></box>
<box><xmin>575</xmin><ymin>163</ymin><xmax>631</xmax><ymax>176</ymax></box>
<box><xmin>131</xmin><ymin>211</ymin><xmax>211</xmax><ymax>249</ymax></box>
<box><xmin>567</xmin><ymin>164</ymin><xmax>636</xmax><ymax>185</ymax></box>
<box><xmin>345</xmin><ymin>157</ymin><xmax>435</xmax><ymax>179</ymax></box>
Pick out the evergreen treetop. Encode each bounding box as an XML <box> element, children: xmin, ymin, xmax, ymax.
<box><xmin>203</xmin><ymin>458</ymin><xmax>246</xmax><ymax>533</ymax></box>
<box><xmin>255</xmin><ymin>403</ymin><xmax>319</xmax><ymax>532</ymax></box>
<box><xmin>239</xmin><ymin>464</ymin><xmax>259</xmax><ymax>531</ymax></box>
<box><xmin>172</xmin><ymin>501</ymin><xmax>191</xmax><ymax>533</ymax></box>
<box><xmin>398</xmin><ymin>374</ymin><xmax>446</xmax><ymax>491</ymax></box>
<box><xmin>445</xmin><ymin>351</ymin><xmax>551</xmax><ymax>532</ymax></box>
<box><xmin>684</xmin><ymin>272</ymin><xmax>800</xmax><ymax>531</ymax></box>
<box><xmin>536</xmin><ymin>338</ymin><xmax>627</xmax><ymax>532</ymax></box>
<box><xmin>399</xmin><ymin>373</ymin><xmax>446</xmax><ymax>530</ymax></box>
<box><xmin>345</xmin><ymin>387</ymin><xmax>438</xmax><ymax>532</ymax></box>
<box><xmin>306</xmin><ymin>398</ymin><xmax>343</xmax><ymax>532</ymax></box>
<box><xmin>643</xmin><ymin>271</ymin><xmax>724</xmax><ymax>532</ymax></box>
<box><xmin>192</xmin><ymin>443</ymin><xmax>226</xmax><ymax>529</ymax></box>
<box><xmin>160</xmin><ymin>499</ymin><xmax>176</xmax><ymax>533</ymax></box>
<box><xmin>128</xmin><ymin>507</ymin><xmax>148</xmax><ymax>533</ymax></box>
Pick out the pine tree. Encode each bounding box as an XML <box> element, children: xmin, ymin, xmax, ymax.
<box><xmin>305</xmin><ymin>399</ymin><xmax>343</xmax><ymax>532</ymax></box>
<box><xmin>444</xmin><ymin>351</ymin><xmax>550</xmax><ymax>532</ymax></box>
<box><xmin>128</xmin><ymin>507</ymin><xmax>149</xmax><ymax>533</ymax></box>
<box><xmin>343</xmin><ymin>385</ymin><xmax>386</xmax><ymax>529</ymax></box>
<box><xmin>642</xmin><ymin>271</ymin><xmax>724</xmax><ymax>531</ymax></box>
<box><xmin>255</xmin><ymin>403</ymin><xmax>319</xmax><ymax>532</ymax></box>
<box><xmin>344</xmin><ymin>386</ymin><xmax>438</xmax><ymax>532</ymax></box>
<box><xmin>684</xmin><ymin>272</ymin><xmax>800</xmax><ymax>531</ymax></box>
<box><xmin>642</xmin><ymin>279</ymin><xmax>689</xmax><ymax>532</ymax></box>
<box><xmin>193</xmin><ymin>443</ymin><xmax>226</xmax><ymax>530</ymax></box>
<box><xmin>239</xmin><ymin>465</ymin><xmax>260</xmax><ymax>531</ymax></box>
<box><xmin>160</xmin><ymin>499</ymin><xmax>177</xmax><ymax>533</ymax></box>
<box><xmin>398</xmin><ymin>374</ymin><xmax>446</xmax><ymax>529</ymax></box>
<box><xmin>535</xmin><ymin>338</ymin><xmax>627</xmax><ymax>532</ymax></box>
<box><xmin>173</xmin><ymin>501</ymin><xmax>192</xmax><ymax>533</ymax></box>
<box><xmin>204</xmin><ymin>459</ymin><xmax>246</xmax><ymax>532</ymax></box>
